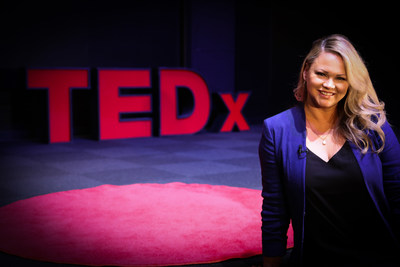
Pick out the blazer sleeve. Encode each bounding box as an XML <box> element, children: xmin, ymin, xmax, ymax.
<box><xmin>379</xmin><ymin>122</ymin><xmax>400</xmax><ymax>240</ymax></box>
<box><xmin>259</xmin><ymin>119</ymin><xmax>290</xmax><ymax>257</ymax></box>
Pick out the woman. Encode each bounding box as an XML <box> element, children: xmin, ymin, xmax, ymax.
<box><xmin>259</xmin><ymin>34</ymin><xmax>400</xmax><ymax>267</ymax></box>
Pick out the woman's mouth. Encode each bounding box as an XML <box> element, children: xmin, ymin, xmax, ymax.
<box><xmin>319</xmin><ymin>90</ymin><xmax>335</xmax><ymax>96</ymax></box>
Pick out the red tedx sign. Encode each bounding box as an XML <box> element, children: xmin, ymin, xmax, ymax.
<box><xmin>27</xmin><ymin>68</ymin><xmax>250</xmax><ymax>143</ymax></box>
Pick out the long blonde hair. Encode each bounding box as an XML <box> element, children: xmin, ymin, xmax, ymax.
<box><xmin>293</xmin><ymin>34</ymin><xmax>386</xmax><ymax>153</ymax></box>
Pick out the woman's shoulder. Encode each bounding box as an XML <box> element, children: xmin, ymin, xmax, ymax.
<box><xmin>263</xmin><ymin>105</ymin><xmax>305</xmax><ymax>129</ymax></box>
<box><xmin>379</xmin><ymin>121</ymin><xmax>400</xmax><ymax>151</ymax></box>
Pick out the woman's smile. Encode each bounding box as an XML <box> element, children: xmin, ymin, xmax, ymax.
<box><xmin>318</xmin><ymin>89</ymin><xmax>335</xmax><ymax>97</ymax></box>
<box><xmin>304</xmin><ymin>52</ymin><xmax>349</xmax><ymax>110</ymax></box>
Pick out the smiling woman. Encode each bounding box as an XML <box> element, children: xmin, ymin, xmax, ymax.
<box><xmin>260</xmin><ymin>34</ymin><xmax>400</xmax><ymax>267</ymax></box>
<box><xmin>294</xmin><ymin>35</ymin><xmax>386</xmax><ymax>154</ymax></box>
<box><xmin>304</xmin><ymin>52</ymin><xmax>349</xmax><ymax>109</ymax></box>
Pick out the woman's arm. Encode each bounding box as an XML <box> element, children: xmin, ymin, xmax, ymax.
<box><xmin>259</xmin><ymin>119</ymin><xmax>290</xmax><ymax>258</ymax></box>
<box><xmin>379</xmin><ymin>122</ymin><xmax>400</xmax><ymax>240</ymax></box>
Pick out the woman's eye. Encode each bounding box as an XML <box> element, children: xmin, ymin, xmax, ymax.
<box><xmin>337</xmin><ymin>77</ymin><xmax>347</xmax><ymax>81</ymax></box>
<box><xmin>315</xmin><ymin>71</ymin><xmax>326</xmax><ymax>77</ymax></box>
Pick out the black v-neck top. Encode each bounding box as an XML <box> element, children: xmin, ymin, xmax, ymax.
<box><xmin>303</xmin><ymin>141</ymin><xmax>397</xmax><ymax>266</ymax></box>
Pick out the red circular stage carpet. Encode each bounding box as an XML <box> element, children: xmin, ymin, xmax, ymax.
<box><xmin>0</xmin><ymin>183</ymin><xmax>293</xmax><ymax>266</ymax></box>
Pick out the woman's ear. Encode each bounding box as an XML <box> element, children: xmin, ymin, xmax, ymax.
<box><xmin>303</xmin><ymin>69</ymin><xmax>307</xmax><ymax>81</ymax></box>
<box><xmin>303</xmin><ymin>63</ymin><xmax>309</xmax><ymax>81</ymax></box>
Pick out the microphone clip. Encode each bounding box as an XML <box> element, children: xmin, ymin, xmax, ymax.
<box><xmin>297</xmin><ymin>145</ymin><xmax>308</xmax><ymax>158</ymax></box>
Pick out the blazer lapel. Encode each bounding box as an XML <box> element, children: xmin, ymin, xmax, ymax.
<box><xmin>282</xmin><ymin>106</ymin><xmax>307</xmax><ymax>248</ymax></box>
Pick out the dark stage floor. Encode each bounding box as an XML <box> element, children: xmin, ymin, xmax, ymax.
<box><xmin>0</xmin><ymin>125</ymin><xmax>264</xmax><ymax>267</ymax></box>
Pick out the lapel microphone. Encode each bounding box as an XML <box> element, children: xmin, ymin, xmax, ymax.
<box><xmin>298</xmin><ymin>145</ymin><xmax>308</xmax><ymax>158</ymax></box>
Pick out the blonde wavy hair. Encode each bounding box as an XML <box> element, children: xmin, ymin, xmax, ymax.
<box><xmin>293</xmin><ymin>34</ymin><xmax>386</xmax><ymax>153</ymax></box>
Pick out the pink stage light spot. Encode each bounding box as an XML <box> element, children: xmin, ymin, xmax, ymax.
<box><xmin>0</xmin><ymin>183</ymin><xmax>293</xmax><ymax>266</ymax></box>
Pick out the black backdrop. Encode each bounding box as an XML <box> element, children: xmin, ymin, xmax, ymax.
<box><xmin>1</xmin><ymin>0</ymin><xmax>398</xmax><ymax>141</ymax></box>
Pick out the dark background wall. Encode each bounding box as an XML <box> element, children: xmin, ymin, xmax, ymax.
<box><xmin>0</xmin><ymin>0</ymin><xmax>398</xmax><ymax>142</ymax></box>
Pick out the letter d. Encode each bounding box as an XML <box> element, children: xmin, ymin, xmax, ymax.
<box><xmin>159</xmin><ymin>69</ymin><xmax>210</xmax><ymax>136</ymax></box>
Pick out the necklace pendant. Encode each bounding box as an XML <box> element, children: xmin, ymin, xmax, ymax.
<box><xmin>322</xmin><ymin>140</ymin><xmax>327</xmax><ymax>145</ymax></box>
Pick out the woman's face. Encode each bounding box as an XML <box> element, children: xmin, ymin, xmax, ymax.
<box><xmin>303</xmin><ymin>52</ymin><xmax>349</xmax><ymax>111</ymax></box>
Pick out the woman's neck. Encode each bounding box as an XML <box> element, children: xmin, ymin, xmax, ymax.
<box><xmin>304</xmin><ymin>104</ymin><xmax>338</xmax><ymax>133</ymax></box>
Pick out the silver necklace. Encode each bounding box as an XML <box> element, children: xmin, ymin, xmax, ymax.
<box><xmin>319</xmin><ymin>135</ymin><xmax>328</xmax><ymax>145</ymax></box>
<box><xmin>306</xmin><ymin>121</ymin><xmax>332</xmax><ymax>146</ymax></box>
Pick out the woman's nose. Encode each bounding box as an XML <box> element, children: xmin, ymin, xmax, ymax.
<box><xmin>323</xmin><ymin>79</ymin><xmax>335</xmax><ymax>89</ymax></box>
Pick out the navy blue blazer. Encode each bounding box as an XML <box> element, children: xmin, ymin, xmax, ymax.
<box><xmin>259</xmin><ymin>105</ymin><xmax>400</xmax><ymax>264</ymax></box>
